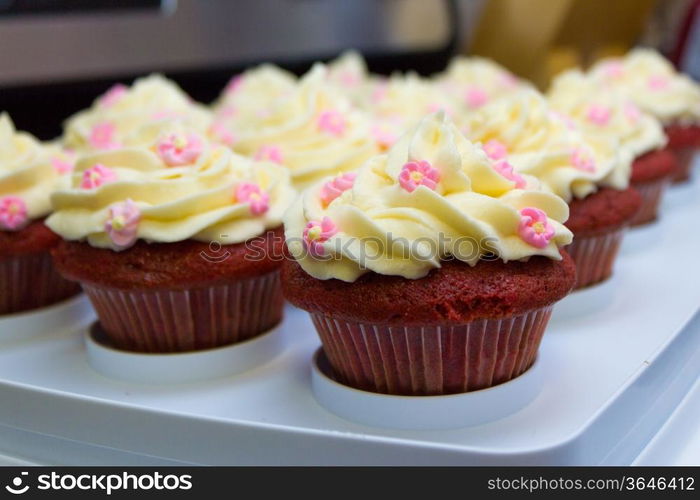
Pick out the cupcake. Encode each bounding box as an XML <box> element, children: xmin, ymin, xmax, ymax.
<box><xmin>465</xmin><ymin>89</ymin><xmax>640</xmax><ymax>289</ymax></box>
<box><xmin>63</xmin><ymin>74</ymin><xmax>212</xmax><ymax>153</ymax></box>
<box><xmin>226</xmin><ymin>64</ymin><xmax>378</xmax><ymax>190</ymax></box>
<box><xmin>590</xmin><ymin>48</ymin><xmax>700</xmax><ymax>182</ymax></box>
<box><xmin>211</xmin><ymin>64</ymin><xmax>297</xmax><ymax>145</ymax></box>
<box><xmin>548</xmin><ymin>70</ymin><xmax>674</xmax><ymax>225</ymax></box>
<box><xmin>283</xmin><ymin>112</ymin><xmax>575</xmax><ymax>396</ymax></box>
<box><xmin>0</xmin><ymin>113</ymin><xmax>81</xmax><ymax>315</ymax></box>
<box><xmin>47</xmin><ymin>123</ymin><xmax>296</xmax><ymax>352</ymax></box>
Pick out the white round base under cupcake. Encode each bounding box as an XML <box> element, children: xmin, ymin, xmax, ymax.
<box><xmin>311</xmin><ymin>348</ymin><xmax>544</xmax><ymax>430</ymax></box>
<box><xmin>0</xmin><ymin>294</ymin><xmax>92</xmax><ymax>343</ymax></box>
<box><xmin>85</xmin><ymin>323</ymin><xmax>285</xmax><ymax>384</ymax></box>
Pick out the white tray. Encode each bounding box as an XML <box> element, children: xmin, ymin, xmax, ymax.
<box><xmin>0</xmin><ymin>172</ymin><xmax>698</xmax><ymax>466</ymax></box>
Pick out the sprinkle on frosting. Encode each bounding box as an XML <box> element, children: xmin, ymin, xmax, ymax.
<box><xmin>0</xmin><ymin>196</ymin><xmax>28</xmax><ymax>231</ymax></box>
<box><xmin>586</xmin><ymin>104</ymin><xmax>612</xmax><ymax>126</ymax></box>
<box><xmin>89</xmin><ymin>122</ymin><xmax>120</xmax><ymax>150</ymax></box>
<box><xmin>320</xmin><ymin>172</ymin><xmax>356</xmax><ymax>207</ymax></box>
<box><xmin>303</xmin><ymin>217</ymin><xmax>337</xmax><ymax>257</ymax></box>
<box><xmin>99</xmin><ymin>84</ymin><xmax>128</xmax><ymax>108</ymax></box>
<box><xmin>254</xmin><ymin>145</ymin><xmax>283</xmax><ymax>164</ymax></box>
<box><xmin>235</xmin><ymin>182</ymin><xmax>270</xmax><ymax>216</ymax></box>
<box><xmin>156</xmin><ymin>133</ymin><xmax>204</xmax><ymax>166</ymax></box>
<box><xmin>570</xmin><ymin>147</ymin><xmax>596</xmax><ymax>173</ymax></box>
<box><xmin>493</xmin><ymin>160</ymin><xmax>526</xmax><ymax>188</ymax></box>
<box><xmin>317</xmin><ymin>110</ymin><xmax>347</xmax><ymax>136</ymax></box>
<box><xmin>81</xmin><ymin>164</ymin><xmax>118</xmax><ymax>189</ymax></box>
<box><xmin>518</xmin><ymin>207</ymin><xmax>555</xmax><ymax>249</ymax></box>
<box><xmin>465</xmin><ymin>86</ymin><xmax>489</xmax><ymax>109</ymax></box>
<box><xmin>483</xmin><ymin>139</ymin><xmax>508</xmax><ymax>160</ymax></box>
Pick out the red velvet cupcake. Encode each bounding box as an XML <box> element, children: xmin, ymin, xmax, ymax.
<box><xmin>629</xmin><ymin>148</ymin><xmax>677</xmax><ymax>225</ymax></box>
<box><xmin>46</xmin><ymin>124</ymin><xmax>296</xmax><ymax>353</ymax></box>
<box><xmin>665</xmin><ymin>124</ymin><xmax>700</xmax><ymax>182</ymax></box>
<box><xmin>0</xmin><ymin>113</ymin><xmax>80</xmax><ymax>315</ymax></box>
<box><xmin>283</xmin><ymin>113</ymin><xmax>575</xmax><ymax>396</ymax></box>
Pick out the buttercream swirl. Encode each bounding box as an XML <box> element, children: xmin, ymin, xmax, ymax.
<box><xmin>47</xmin><ymin>123</ymin><xmax>296</xmax><ymax>250</ymax></box>
<box><xmin>548</xmin><ymin>70</ymin><xmax>667</xmax><ymax>157</ymax></box>
<box><xmin>230</xmin><ymin>64</ymin><xmax>379</xmax><ymax>189</ymax></box>
<box><xmin>589</xmin><ymin>48</ymin><xmax>700</xmax><ymax>124</ymax></box>
<box><xmin>63</xmin><ymin>74</ymin><xmax>212</xmax><ymax>152</ymax></box>
<box><xmin>284</xmin><ymin>112</ymin><xmax>572</xmax><ymax>282</ymax></box>
<box><xmin>0</xmin><ymin>113</ymin><xmax>72</xmax><ymax>226</ymax></box>
<box><xmin>465</xmin><ymin>89</ymin><xmax>632</xmax><ymax>202</ymax></box>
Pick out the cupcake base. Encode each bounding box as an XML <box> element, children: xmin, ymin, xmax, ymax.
<box><xmin>82</xmin><ymin>271</ymin><xmax>283</xmax><ymax>353</ymax></box>
<box><xmin>671</xmin><ymin>147</ymin><xmax>696</xmax><ymax>183</ymax></box>
<box><xmin>310</xmin><ymin>306</ymin><xmax>553</xmax><ymax>396</ymax></box>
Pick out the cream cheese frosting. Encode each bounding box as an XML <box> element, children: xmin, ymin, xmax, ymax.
<box><xmin>284</xmin><ymin>112</ymin><xmax>573</xmax><ymax>282</ymax></box>
<box><xmin>230</xmin><ymin>64</ymin><xmax>379</xmax><ymax>189</ymax></box>
<box><xmin>589</xmin><ymin>48</ymin><xmax>700</xmax><ymax>124</ymax></box>
<box><xmin>0</xmin><ymin>113</ymin><xmax>74</xmax><ymax>229</ymax></box>
<box><xmin>548</xmin><ymin>69</ymin><xmax>667</xmax><ymax>157</ymax></box>
<box><xmin>63</xmin><ymin>74</ymin><xmax>212</xmax><ymax>153</ymax></box>
<box><xmin>47</xmin><ymin>123</ymin><xmax>296</xmax><ymax>251</ymax></box>
<box><xmin>465</xmin><ymin>89</ymin><xmax>632</xmax><ymax>203</ymax></box>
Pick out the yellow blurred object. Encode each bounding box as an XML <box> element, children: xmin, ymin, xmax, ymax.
<box><xmin>469</xmin><ymin>0</ymin><xmax>658</xmax><ymax>88</ymax></box>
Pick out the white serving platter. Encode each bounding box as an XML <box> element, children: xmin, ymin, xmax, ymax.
<box><xmin>0</xmin><ymin>171</ymin><xmax>698</xmax><ymax>466</ymax></box>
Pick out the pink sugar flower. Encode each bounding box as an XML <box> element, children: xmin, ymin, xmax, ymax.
<box><xmin>254</xmin><ymin>145</ymin><xmax>283</xmax><ymax>164</ymax></box>
<box><xmin>0</xmin><ymin>196</ymin><xmax>28</xmax><ymax>231</ymax></box>
<box><xmin>493</xmin><ymin>160</ymin><xmax>526</xmax><ymax>188</ymax></box>
<box><xmin>518</xmin><ymin>207</ymin><xmax>555</xmax><ymax>249</ymax></box>
<box><xmin>586</xmin><ymin>104</ymin><xmax>612</xmax><ymax>126</ymax></box>
<box><xmin>81</xmin><ymin>164</ymin><xmax>117</xmax><ymax>189</ymax></box>
<box><xmin>549</xmin><ymin>111</ymin><xmax>577</xmax><ymax>131</ymax></box>
<box><xmin>89</xmin><ymin>122</ymin><xmax>120</xmax><ymax>150</ymax></box>
<box><xmin>317</xmin><ymin>110</ymin><xmax>347</xmax><ymax>136</ymax></box>
<box><xmin>465</xmin><ymin>86</ymin><xmax>488</xmax><ymax>109</ymax></box>
<box><xmin>399</xmin><ymin>160</ymin><xmax>440</xmax><ymax>192</ymax></box>
<box><xmin>338</xmin><ymin>70</ymin><xmax>360</xmax><ymax>87</ymax></box>
<box><xmin>105</xmin><ymin>199</ymin><xmax>141</xmax><ymax>249</ymax></box>
<box><xmin>303</xmin><ymin>216</ymin><xmax>338</xmax><ymax>257</ymax></box>
<box><xmin>99</xmin><ymin>84</ymin><xmax>127</xmax><ymax>107</ymax></box>
<box><xmin>156</xmin><ymin>133</ymin><xmax>204</xmax><ymax>166</ymax></box>
<box><xmin>371</xmin><ymin>124</ymin><xmax>397</xmax><ymax>151</ymax></box>
<box><xmin>483</xmin><ymin>139</ymin><xmax>508</xmax><ymax>160</ymax></box>
<box><xmin>320</xmin><ymin>172</ymin><xmax>356</xmax><ymax>206</ymax></box>
<box><xmin>602</xmin><ymin>61</ymin><xmax>624</xmax><ymax>79</ymax></box>
<box><xmin>570</xmin><ymin>148</ymin><xmax>596</xmax><ymax>173</ymax></box>
<box><xmin>235</xmin><ymin>182</ymin><xmax>270</xmax><ymax>216</ymax></box>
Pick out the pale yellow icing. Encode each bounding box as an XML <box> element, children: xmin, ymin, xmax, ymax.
<box><xmin>284</xmin><ymin>112</ymin><xmax>573</xmax><ymax>282</ymax></box>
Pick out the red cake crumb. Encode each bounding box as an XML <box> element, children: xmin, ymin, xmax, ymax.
<box><xmin>631</xmin><ymin>148</ymin><xmax>677</xmax><ymax>184</ymax></box>
<box><xmin>565</xmin><ymin>187</ymin><xmax>642</xmax><ymax>236</ymax></box>
<box><xmin>0</xmin><ymin>220</ymin><xmax>62</xmax><ymax>258</ymax></box>
<box><xmin>282</xmin><ymin>251</ymin><xmax>576</xmax><ymax>325</ymax></box>
<box><xmin>51</xmin><ymin>226</ymin><xmax>285</xmax><ymax>290</ymax></box>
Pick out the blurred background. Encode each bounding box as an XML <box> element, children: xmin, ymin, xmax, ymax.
<box><xmin>1</xmin><ymin>0</ymin><xmax>698</xmax><ymax>138</ymax></box>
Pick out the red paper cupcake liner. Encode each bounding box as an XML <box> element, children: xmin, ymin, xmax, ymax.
<box><xmin>630</xmin><ymin>177</ymin><xmax>671</xmax><ymax>226</ymax></box>
<box><xmin>81</xmin><ymin>270</ymin><xmax>283</xmax><ymax>353</ymax></box>
<box><xmin>566</xmin><ymin>228</ymin><xmax>626</xmax><ymax>290</ymax></box>
<box><xmin>310</xmin><ymin>306</ymin><xmax>553</xmax><ymax>396</ymax></box>
<box><xmin>0</xmin><ymin>251</ymin><xmax>81</xmax><ymax>315</ymax></box>
<box><xmin>671</xmin><ymin>147</ymin><xmax>697</xmax><ymax>183</ymax></box>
